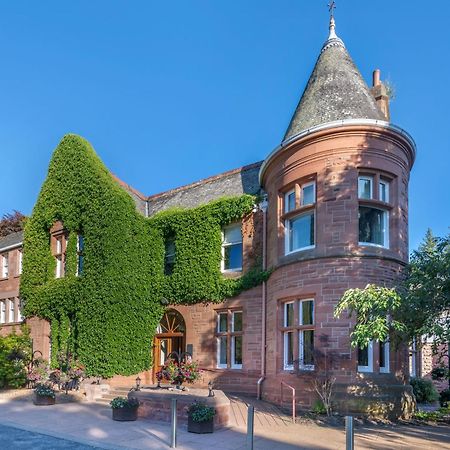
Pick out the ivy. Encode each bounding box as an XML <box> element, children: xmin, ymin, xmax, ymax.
<box><xmin>20</xmin><ymin>134</ymin><xmax>269</xmax><ymax>377</ymax></box>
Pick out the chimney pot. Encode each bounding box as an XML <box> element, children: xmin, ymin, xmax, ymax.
<box><xmin>373</xmin><ymin>69</ymin><xmax>381</xmax><ymax>87</ymax></box>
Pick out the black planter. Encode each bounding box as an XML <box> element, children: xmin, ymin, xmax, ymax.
<box><xmin>33</xmin><ymin>394</ymin><xmax>56</xmax><ymax>406</ymax></box>
<box><xmin>188</xmin><ymin>416</ymin><xmax>214</xmax><ymax>433</ymax></box>
<box><xmin>112</xmin><ymin>406</ymin><xmax>139</xmax><ymax>421</ymax></box>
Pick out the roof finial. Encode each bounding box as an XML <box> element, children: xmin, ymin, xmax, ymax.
<box><xmin>327</xmin><ymin>1</ymin><xmax>337</xmax><ymax>39</ymax></box>
<box><xmin>322</xmin><ymin>0</ymin><xmax>345</xmax><ymax>52</ymax></box>
<box><xmin>328</xmin><ymin>1</ymin><xmax>336</xmax><ymax>18</ymax></box>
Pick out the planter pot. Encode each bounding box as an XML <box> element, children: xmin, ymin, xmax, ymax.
<box><xmin>188</xmin><ymin>416</ymin><xmax>214</xmax><ymax>434</ymax></box>
<box><xmin>112</xmin><ymin>407</ymin><xmax>139</xmax><ymax>421</ymax></box>
<box><xmin>33</xmin><ymin>394</ymin><xmax>56</xmax><ymax>406</ymax></box>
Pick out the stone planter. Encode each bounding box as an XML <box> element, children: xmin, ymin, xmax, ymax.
<box><xmin>112</xmin><ymin>407</ymin><xmax>139</xmax><ymax>421</ymax></box>
<box><xmin>188</xmin><ymin>416</ymin><xmax>214</xmax><ymax>433</ymax></box>
<box><xmin>33</xmin><ymin>394</ymin><xmax>56</xmax><ymax>406</ymax></box>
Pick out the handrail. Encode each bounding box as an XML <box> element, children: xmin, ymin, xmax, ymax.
<box><xmin>280</xmin><ymin>381</ymin><xmax>296</xmax><ymax>423</ymax></box>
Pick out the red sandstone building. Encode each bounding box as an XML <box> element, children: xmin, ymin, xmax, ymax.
<box><xmin>1</xmin><ymin>18</ymin><xmax>424</xmax><ymax>416</ymax></box>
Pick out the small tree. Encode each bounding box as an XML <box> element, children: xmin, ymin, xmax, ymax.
<box><xmin>0</xmin><ymin>210</ymin><xmax>26</xmax><ymax>238</ymax></box>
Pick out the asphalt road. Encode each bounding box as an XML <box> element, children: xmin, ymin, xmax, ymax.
<box><xmin>0</xmin><ymin>424</ymin><xmax>101</xmax><ymax>450</ymax></box>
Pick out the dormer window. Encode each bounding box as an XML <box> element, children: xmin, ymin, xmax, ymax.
<box><xmin>221</xmin><ymin>224</ymin><xmax>243</xmax><ymax>272</ymax></box>
<box><xmin>76</xmin><ymin>234</ymin><xmax>84</xmax><ymax>276</ymax></box>
<box><xmin>164</xmin><ymin>238</ymin><xmax>176</xmax><ymax>275</ymax></box>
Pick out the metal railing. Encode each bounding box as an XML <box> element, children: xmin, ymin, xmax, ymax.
<box><xmin>280</xmin><ymin>381</ymin><xmax>296</xmax><ymax>423</ymax></box>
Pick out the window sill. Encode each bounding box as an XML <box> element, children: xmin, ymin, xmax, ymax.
<box><xmin>357</xmin><ymin>367</ymin><xmax>373</xmax><ymax>373</ymax></box>
<box><xmin>358</xmin><ymin>242</ymin><xmax>389</xmax><ymax>250</ymax></box>
<box><xmin>285</xmin><ymin>245</ymin><xmax>315</xmax><ymax>256</ymax></box>
<box><xmin>358</xmin><ymin>199</ymin><xmax>393</xmax><ymax>210</ymax></box>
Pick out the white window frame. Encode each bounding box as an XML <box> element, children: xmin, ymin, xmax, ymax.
<box><xmin>56</xmin><ymin>256</ymin><xmax>63</xmax><ymax>278</ymax></box>
<box><xmin>17</xmin><ymin>299</ymin><xmax>23</xmax><ymax>323</ymax></box>
<box><xmin>8</xmin><ymin>298</ymin><xmax>14</xmax><ymax>323</ymax></box>
<box><xmin>409</xmin><ymin>338</ymin><xmax>417</xmax><ymax>377</ymax></box>
<box><xmin>216</xmin><ymin>336</ymin><xmax>228</xmax><ymax>369</ymax></box>
<box><xmin>285</xmin><ymin>211</ymin><xmax>315</xmax><ymax>255</ymax></box>
<box><xmin>76</xmin><ymin>234</ymin><xmax>84</xmax><ymax>276</ymax></box>
<box><xmin>299</xmin><ymin>330</ymin><xmax>315</xmax><ymax>371</ymax></box>
<box><xmin>301</xmin><ymin>181</ymin><xmax>316</xmax><ymax>206</ymax></box>
<box><xmin>379</xmin><ymin>340</ymin><xmax>390</xmax><ymax>373</ymax></box>
<box><xmin>284</xmin><ymin>301</ymin><xmax>294</xmax><ymax>327</ymax></box>
<box><xmin>358</xmin><ymin>341</ymin><xmax>374</xmax><ymax>373</ymax></box>
<box><xmin>231</xmin><ymin>311</ymin><xmax>244</xmax><ymax>369</ymax></box>
<box><xmin>221</xmin><ymin>223</ymin><xmax>243</xmax><ymax>273</ymax></box>
<box><xmin>283</xmin><ymin>331</ymin><xmax>294</xmax><ymax>371</ymax></box>
<box><xmin>358</xmin><ymin>207</ymin><xmax>389</xmax><ymax>249</ymax></box>
<box><xmin>379</xmin><ymin>180</ymin><xmax>390</xmax><ymax>203</ymax></box>
<box><xmin>358</xmin><ymin>176</ymin><xmax>373</xmax><ymax>199</ymax></box>
<box><xmin>299</xmin><ymin>299</ymin><xmax>314</xmax><ymax>326</ymax></box>
<box><xmin>18</xmin><ymin>250</ymin><xmax>23</xmax><ymax>275</ymax></box>
<box><xmin>1</xmin><ymin>253</ymin><xmax>9</xmax><ymax>278</ymax></box>
<box><xmin>0</xmin><ymin>300</ymin><xmax>5</xmax><ymax>324</ymax></box>
<box><xmin>284</xmin><ymin>189</ymin><xmax>296</xmax><ymax>213</ymax></box>
<box><xmin>231</xmin><ymin>335</ymin><xmax>243</xmax><ymax>369</ymax></box>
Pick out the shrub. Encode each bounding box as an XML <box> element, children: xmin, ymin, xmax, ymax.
<box><xmin>440</xmin><ymin>389</ymin><xmax>450</xmax><ymax>407</ymax></box>
<box><xmin>110</xmin><ymin>396</ymin><xmax>140</xmax><ymax>409</ymax></box>
<box><xmin>410</xmin><ymin>377</ymin><xmax>439</xmax><ymax>403</ymax></box>
<box><xmin>187</xmin><ymin>402</ymin><xmax>215</xmax><ymax>423</ymax></box>
<box><xmin>311</xmin><ymin>399</ymin><xmax>327</xmax><ymax>415</ymax></box>
<box><xmin>431</xmin><ymin>367</ymin><xmax>448</xmax><ymax>380</ymax></box>
<box><xmin>0</xmin><ymin>327</ymin><xmax>32</xmax><ymax>389</ymax></box>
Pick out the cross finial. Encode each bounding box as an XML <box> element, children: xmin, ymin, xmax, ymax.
<box><xmin>328</xmin><ymin>1</ymin><xmax>336</xmax><ymax>18</ymax></box>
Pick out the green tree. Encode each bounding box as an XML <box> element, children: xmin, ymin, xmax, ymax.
<box><xmin>334</xmin><ymin>230</ymin><xmax>450</xmax><ymax>357</ymax></box>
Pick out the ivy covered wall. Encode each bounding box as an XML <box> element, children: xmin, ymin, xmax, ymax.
<box><xmin>20</xmin><ymin>134</ymin><xmax>268</xmax><ymax>377</ymax></box>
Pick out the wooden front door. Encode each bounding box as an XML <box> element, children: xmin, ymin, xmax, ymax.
<box><xmin>153</xmin><ymin>310</ymin><xmax>186</xmax><ymax>379</ymax></box>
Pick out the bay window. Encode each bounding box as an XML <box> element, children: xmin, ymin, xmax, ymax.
<box><xmin>358</xmin><ymin>174</ymin><xmax>390</xmax><ymax>248</ymax></box>
<box><xmin>284</xmin><ymin>180</ymin><xmax>316</xmax><ymax>254</ymax></box>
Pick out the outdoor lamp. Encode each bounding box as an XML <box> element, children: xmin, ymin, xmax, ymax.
<box><xmin>135</xmin><ymin>376</ymin><xmax>141</xmax><ymax>391</ymax></box>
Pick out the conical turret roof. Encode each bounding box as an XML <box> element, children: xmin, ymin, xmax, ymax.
<box><xmin>283</xmin><ymin>18</ymin><xmax>385</xmax><ymax>142</ymax></box>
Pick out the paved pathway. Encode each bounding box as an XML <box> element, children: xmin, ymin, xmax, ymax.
<box><xmin>0</xmin><ymin>395</ymin><xmax>450</xmax><ymax>449</ymax></box>
<box><xmin>0</xmin><ymin>423</ymin><xmax>98</xmax><ymax>449</ymax></box>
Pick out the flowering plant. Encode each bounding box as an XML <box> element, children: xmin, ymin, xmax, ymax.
<box><xmin>34</xmin><ymin>383</ymin><xmax>56</xmax><ymax>398</ymax></box>
<box><xmin>156</xmin><ymin>358</ymin><xmax>201</xmax><ymax>385</ymax></box>
<box><xmin>27</xmin><ymin>358</ymin><xmax>49</xmax><ymax>383</ymax></box>
<box><xmin>110</xmin><ymin>396</ymin><xmax>140</xmax><ymax>409</ymax></box>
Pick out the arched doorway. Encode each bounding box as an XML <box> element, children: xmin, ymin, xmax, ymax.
<box><xmin>153</xmin><ymin>309</ymin><xmax>186</xmax><ymax>379</ymax></box>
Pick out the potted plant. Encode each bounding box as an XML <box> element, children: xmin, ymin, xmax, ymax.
<box><xmin>33</xmin><ymin>383</ymin><xmax>56</xmax><ymax>405</ymax></box>
<box><xmin>110</xmin><ymin>396</ymin><xmax>140</xmax><ymax>421</ymax></box>
<box><xmin>187</xmin><ymin>402</ymin><xmax>215</xmax><ymax>433</ymax></box>
<box><xmin>156</xmin><ymin>357</ymin><xmax>201</xmax><ymax>389</ymax></box>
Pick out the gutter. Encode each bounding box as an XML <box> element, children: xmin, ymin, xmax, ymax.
<box><xmin>0</xmin><ymin>242</ymin><xmax>23</xmax><ymax>253</ymax></box>
<box><xmin>257</xmin><ymin>195</ymin><xmax>268</xmax><ymax>400</ymax></box>
<box><xmin>259</xmin><ymin>118</ymin><xmax>417</xmax><ymax>184</ymax></box>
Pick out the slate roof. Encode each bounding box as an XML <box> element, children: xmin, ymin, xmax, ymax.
<box><xmin>283</xmin><ymin>19</ymin><xmax>385</xmax><ymax>142</ymax></box>
<box><xmin>147</xmin><ymin>162</ymin><xmax>263</xmax><ymax>216</ymax></box>
<box><xmin>0</xmin><ymin>231</ymin><xmax>23</xmax><ymax>251</ymax></box>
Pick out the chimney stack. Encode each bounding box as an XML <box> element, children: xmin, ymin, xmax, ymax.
<box><xmin>371</xmin><ymin>69</ymin><xmax>390</xmax><ymax>121</ymax></box>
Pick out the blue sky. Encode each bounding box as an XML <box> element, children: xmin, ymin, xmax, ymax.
<box><xmin>0</xmin><ymin>1</ymin><xmax>448</xmax><ymax>250</ymax></box>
